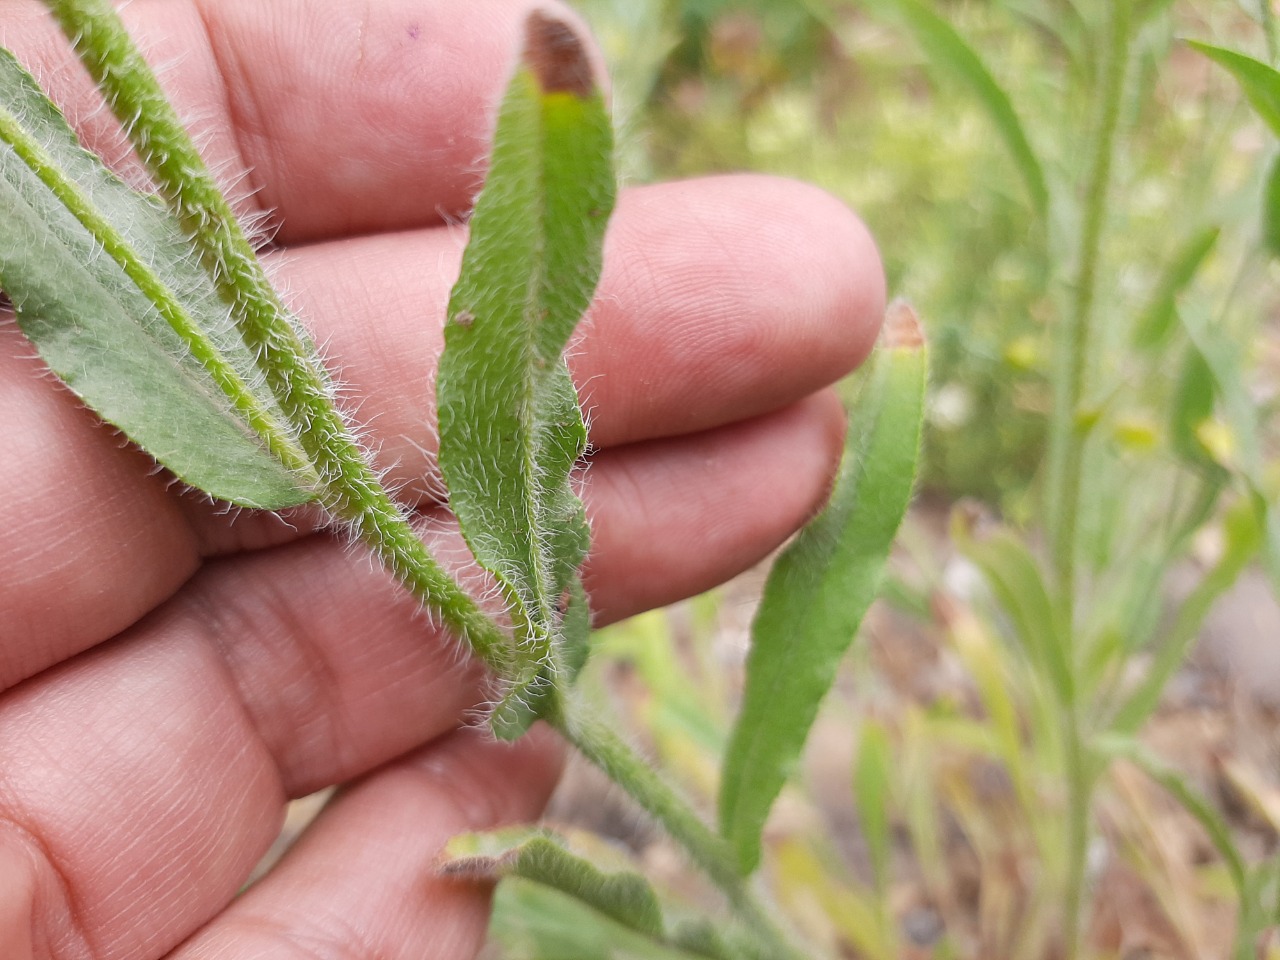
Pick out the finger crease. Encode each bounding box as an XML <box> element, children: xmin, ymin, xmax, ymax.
<box><xmin>0</xmin><ymin>812</ymin><xmax>97</xmax><ymax>960</ymax></box>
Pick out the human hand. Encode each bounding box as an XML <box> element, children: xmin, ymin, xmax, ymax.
<box><xmin>0</xmin><ymin>1</ymin><xmax>884</xmax><ymax>957</ymax></box>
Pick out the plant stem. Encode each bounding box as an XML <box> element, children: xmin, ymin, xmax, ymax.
<box><xmin>1043</xmin><ymin>5</ymin><xmax>1133</xmax><ymax>958</ymax></box>
<box><xmin>1045</xmin><ymin>0</ymin><xmax>1133</xmax><ymax>623</ymax></box>
<box><xmin>550</xmin><ymin>701</ymin><xmax>808</xmax><ymax>960</ymax></box>
<box><xmin>1061</xmin><ymin>715</ymin><xmax>1092</xmax><ymax>960</ymax></box>
<box><xmin>45</xmin><ymin>0</ymin><xmax>510</xmax><ymax>670</ymax></box>
<box><xmin>1262</xmin><ymin>0</ymin><xmax>1279</xmax><ymax>65</ymax></box>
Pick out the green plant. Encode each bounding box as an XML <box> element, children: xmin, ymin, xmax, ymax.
<box><xmin>562</xmin><ymin>1</ymin><xmax>1280</xmax><ymax>958</ymax></box>
<box><xmin>0</xmin><ymin>2</ymin><xmax>925</xmax><ymax>958</ymax></box>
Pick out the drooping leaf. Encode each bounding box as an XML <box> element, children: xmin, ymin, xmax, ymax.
<box><xmin>1169</xmin><ymin>342</ymin><xmax>1223</xmax><ymax>471</ymax></box>
<box><xmin>864</xmin><ymin>0</ymin><xmax>1050</xmax><ymax>218</ymax></box>
<box><xmin>1264</xmin><ymin>154</ymin><xmax>1280</xmax><ymax>257</ymax></box>
<box><xmin>1189</xmin><ymin>41</ymin><xmax>1280</xmax><ymax>137</ymax></box>
<box><xmin>491</xmin><ymin>880</ymin><xmax>727</xmax><ymax>960</ymax></box>
<box><xmin>718</xmin><ymin>302</ymin><xmax>927</xmax><ymax>875</ymax></box>
<box><xmin>1111</xmin><ymin>498</ymin><xmax>1260</xmax><ymax>734</ymax></box>
<box><xmin>1132</xmin><ymin>226</ymin><xmax>1220</xmax><ymax>349</ymax></box>
<box><xmin>0</xmin><ymin>47</ymin><xmax>316</xmax><ymax>509</ymax></box>
<box><xmin>1177</xmin><ymin>304</ymin><xmax>1280</xmax><ymax>594</ymax></box>
<box><xmin>1097</xmin><ymin>734</ymin><xmax>1247</xmax><ymax>896</ymax></box>
<box><xmin>953</xmin><ymin>516</ymin><xmax>1074</xmax><ymax>705</ymax></box>
<box><xmin>436</xmin><ymin>14</ymin><xmax>616</xmax><ymax>737</ymax></box>
<box><xmin>442</xmin><ymin>827</ymin><xmax>665</xmax><ymax>938</ymax></box>
<box><xmin>852</xmin><ymin>721</ymin><xmax>894</xmax><ymax>895</ymax></box>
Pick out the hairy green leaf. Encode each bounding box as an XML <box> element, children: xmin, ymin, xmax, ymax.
<box><xmin>1189</xmin><ymin>41</ymin><xmax>1280</xmax><ymax>137</ymax></box>
<box><xmin>436</xmin><ymin>15</ymin><xmax>616</xmax><ymax>737</ymax></box>
<box><xmin>0</xmin><ymin>47</ymin><xmax>316</xmax><ymax>509</ymax></box>
<box><xmin>492</xmin><ymin>880</ymin><xmax>729</xmax><ymax>960</ymax></box>
<box><xmin>442</xmin><ymin>828</ymin><xmax>665</xmax><ymax>940</ymax></box>
<box><xmin>718</xmin><ymin>302</ymin><xmax>927</xmax><ymax>875</ymax></box>
<box><xmin>864</xmin><ymin>0</ymin><xmax>1050</xmax><ymax>218</ymax></box>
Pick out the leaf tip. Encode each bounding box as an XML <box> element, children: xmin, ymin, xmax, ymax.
<box><xmin>524</xmin><ymin>11</ymin><xmax>595</xmax><ymax>97</ymax></box>
<box><xmin>883</xmin><ymin>299</ymin><xmax>924</xmax><ymax>350</ymax></box>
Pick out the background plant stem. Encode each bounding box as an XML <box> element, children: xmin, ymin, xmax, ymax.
<box><xmin>1044</xmin><ymin>4</ymin><xmax>1133</xmax><ymax>957</ymax></box>
<box><xmin>1046</xmin><ymin>0</ymin><xmax>1133</xmax><ymax>623</ymax></box>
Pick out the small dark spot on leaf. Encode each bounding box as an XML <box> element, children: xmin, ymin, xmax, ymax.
<box><xmin>455</xmin><ymin>310</ymin><xmax>475</xmax><ymax>328</ymax></box>
<box><xmin>588</xmin><ymin>207</ymin><xmax>603</xmax><ymax>219</ymax></box>
<box><xmin>524</xmin><ymin>12</ymin><xmax>593</xmax><ymax>97</ymax></box>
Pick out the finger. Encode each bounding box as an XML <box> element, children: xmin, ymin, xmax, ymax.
<box><xmin>1</xmin><ymin>175</ymin><xmax>879</xmax><ymax>691</ymax></box>
<box><xmin>3</xmin><ymin>0</ymin><xmax>600</xmax><ymax>242</ymax></box>
<box><xmin>238</xmin><ymin>175</ymin><xmax>879</xmax><ymax>508</ymax></box>
<box><xmin>188</xmin><ymin>394</ymin><xmax>843</xmax><ymax>795</ymax></box>
<box><xmin>167</xmin><ymin>728</ymin><xmax>562</xmax><ymax>960</ymax></box>
<box><xmin>271</xmin><ymin>175</ymin><xmax>880</xmax><ymax>475</ymax></box>
<box><xmin>0</xmin><ymin>393</ymin><xmax>839</xmax><ymax>958</ymax></box>
<box><xmin>582</xmin><ymin>391</ymin><xmax>847</xmax><ymax>621</ymax></box>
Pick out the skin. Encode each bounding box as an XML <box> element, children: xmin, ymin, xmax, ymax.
<box><xmin>0</xmin><ymin>1</ymin><xmax>885</xmax><ymax>958</ymax></box>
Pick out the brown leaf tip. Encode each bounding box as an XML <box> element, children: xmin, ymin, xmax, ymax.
<box><xmin>524</xmin><ymin>11</ymin><xmax>593</xmax><ymax>97</ymax></box>
<box><xmin>883</xmin><ymin>299</ymin><xmax>924</xmax><ymax>349</ymax></box>
<box><xmin>437</xmin><ymin>852</ymin><xmax>515</xmax><ymax>879</ymax></box>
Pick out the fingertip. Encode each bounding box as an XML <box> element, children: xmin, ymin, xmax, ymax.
<box><xmin>583</xmin><ymin>175</ymin><xmax>884</xmax><ymax>444</ymax></box>
<box><xmin>763</xmin><ymin>176</ymin><xmax>886</xmax><ymax>380</ymax></box>
<box><xmin>583</xmin><ymin>390</ymin><xmax>857</xmax><ymax>623</ymax></box>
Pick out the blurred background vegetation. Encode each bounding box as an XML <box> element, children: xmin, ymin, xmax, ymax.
<box><xmin>480</xmin><ymin>2</ymin><xmax>1280</xmax><ymax>958</ymax></box>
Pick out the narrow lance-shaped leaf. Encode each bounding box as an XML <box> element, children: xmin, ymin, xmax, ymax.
<box><xmin>1169</xmin><ymin>342</ymin><xmax>1222</xmax><ymax>472</ymax></box>
<box><xmin>718</xmin><ymin>302</ymin><xmax>927</xmax><ymax>875</ymax></box>
<box><xmin>1189</xmin><ymin>41</ymin><xmax>1280</xmax><ymax>137</ymax></box>
<box><xmin>1096</xmin><ymin>733</ymin><xmax>1248</xmax><ymax>896</ymax></box>
<box><xmin>1131</xmin><ymin>226</ymin><xmax>1220</xmax><ymax>349</ymax></box>
<box><xmin>0</xmin><ymin>47</ymin><xmax>317</xmax><ymax>509</ymax></box>
<box><xmin>853</xmin><ymin>721</ymin><xmax>894</xmax><ymax>896</ymax></box>
<box><xmin>863</xmin><ymin>0</ymin><xmax>1050</xmax><ymax>219</ymax></box>
<box><xmin>1264</xmin><ymin>154</ymin><xmax>1280</xmax><ymax>258</ymax></box>
<box><xmin>442</xmin><ymin>828</ymin><xmax>665</xmax><ymax>938</ymax></box>
<box><xmin>953</xmin><ymin>517</ymin><xmax>1074</xmax><ymax>706</ymax></box>
<box><xmin>443</xmin><ymin>828</ymin><xmax>743</xmax><ymax>960</ymax></box>
<box><xmin>1111</xmin><ymin>498</ymin><xmax>1260</xmax><ymax>734</ymax></box>
<box><xmin>437</xmin><ymin>14</ymin><xmax>615</xmax><ymax>738</ymax></box>
<box><xmin>1177</xmin><ymin>303</ymin><xmax>1280</xmax><ymax>597</ymax></box>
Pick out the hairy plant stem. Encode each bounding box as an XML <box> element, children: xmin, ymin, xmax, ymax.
<box><xmin>46</xmin><ymin>9</ymin><xmax>812</xmax><ymax>950</ymax></box>
<box><xmin>44</xmin><ymin>0</ymin><xmax>509</xmax><ymax>670</ymax></box>
<box><xmin>1046</xmin><ymin>0</ymin><xmax>1133</xmax><ymax>620</ymax></box>
<box><xmin>1044</xmin><ymin>3</ymin><xmax>1134</xmax><ymax>957</ymax></box>
<box><xmin>549</xmin><ymin>698</ymin><xmax>809</xmax><ymax>960</ymax></box>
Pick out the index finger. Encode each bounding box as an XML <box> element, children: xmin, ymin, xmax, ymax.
<box><xmin>3</xmin><ymin>0</ymin><xmax>598</xmax><ymax>242</ymax></box>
